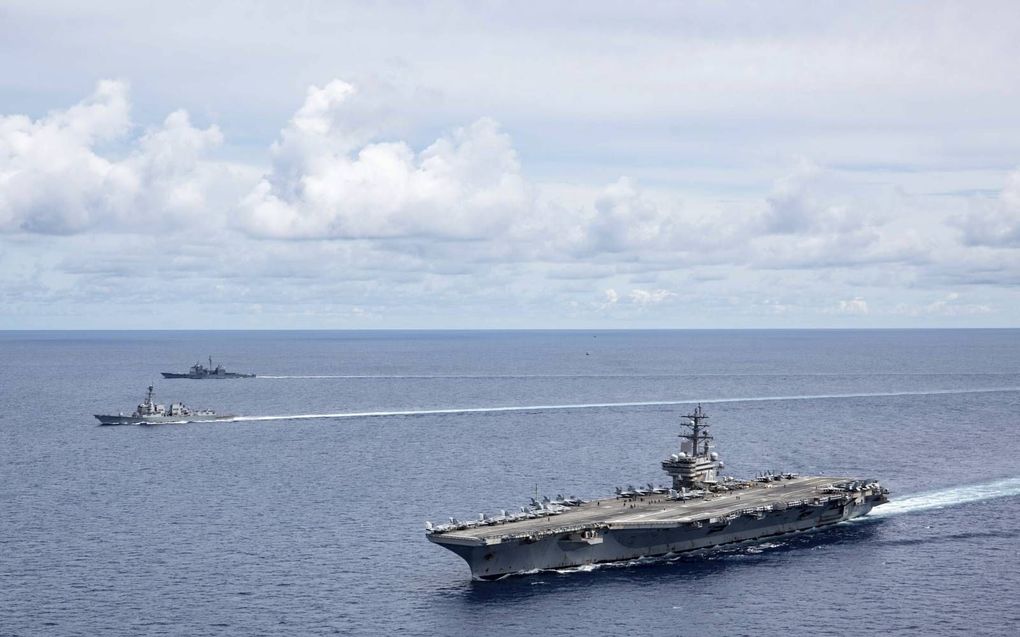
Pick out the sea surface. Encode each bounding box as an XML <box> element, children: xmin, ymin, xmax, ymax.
<box><xmin>1</xmin><ymin>329</ymin><xmax>1018</xmax><ymax>636</ymax></box>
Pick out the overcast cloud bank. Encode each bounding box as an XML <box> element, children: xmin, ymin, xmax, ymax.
<box><xmin>1</xmin><ymin>2</ymin><xmax>1018</xmax><ymax>328</ymax></box>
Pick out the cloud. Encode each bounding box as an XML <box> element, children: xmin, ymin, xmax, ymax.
<box><xmin>925</xmin><ymin>292</ymin><xmax>990</xmax><ymax>315</ymax></box>
<box><xmin>956</xmin><ymin>168</ymin><xmax>1020</xmax><ymax>247</ymax></box>
<box><xmin>835</xmin><ymin>297</ymin><xmax>869</xmax><ymax>315</ymax></box>
<box><xmin>239</xmin><ymin>80</ymin><xmax>530</xmax><ymax>240</ymax></box>
<box><xmin>889</xmin><ymin>293</ymin><xmax>994</xmax><ymax>317</ymax></box>
<box><xmin>1</xmin><ymin>76</ymin><xmax>1018</xmax><ymax>328</ymax></box>
<box><xmin>583</xmin><ymin>177</ymin><xmax>677</xmax><ymax>253</ymax></box>
<box><xmin>0</xmin><ymin>79</ymin><xmax>970</xmax><ymax>278</ymax></box>
<box><xmin>760</xmin><ymin>161</ymin><xmax>871</xmax><ymax>235</ymax></box>
<box><xmin>628</xmin><ymin>288</ymin><xmax>675</xmax><ymax>305</ymax></box>
<box><xmin>0</xmin><ymin>80</ymin><xmax>222</xmax><ymax>234</ymax></box>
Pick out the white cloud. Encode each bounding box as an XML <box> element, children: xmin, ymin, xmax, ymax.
<box><xmin>0</xmin><ymin>73</ymin><xmax>1018</xmax><ymax>328</ymax></box>
<box><xmin>760</xmin><ymin>161</ymin><xmax>872</xmax><ymax>235</ymax></box>
<box><xmin>628</xmin><ymin>288</ymin><xmax>675</xmax><ymax>305</ymax></box>
<box><xmin>835</xmin><ymin>297</ymin><xmax>869</xmax><ymax>315</ymax></box>
<box><xmin>584</xmin><ymin>177</ymin><xmax>676</xmax><ymax>253</ymax></box>
<box><xmin>0</xmin><ymin>80</ymin><xmax>222</xmax><ymax>234</ymax></box>
<box><xmin>956</xmin><ymin>168</ymin><xmax>1020</xmax><ymax>247</ymax></box>
<box><xmin>923</xmin><ymin>293</ymin><xmax>992</xmax><ymax>316</ymax></box>
<box><xmin>240</xmin><ymin>80</ymin><xmax>530</xmax><ymax>240</ymax></box>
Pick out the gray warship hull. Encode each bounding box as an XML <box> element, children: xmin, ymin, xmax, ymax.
<box><xmin>161</xmin><ymin>372</ymin><xmax>255</xmax><ymax>379</ymax></box>
<box><xmin>161</xmin><ymin>356</ymin><xmax>255</xmax><ymax>379</ymax></box>
<box><xmin>428</xmin><ymin>476</ymin><xmax>886</xmax><ymax>580</ymax></box>
<box><xmin>94</xmin><ymin>413</ymin><xmax>235</xmax><ymax>425</ymax></box>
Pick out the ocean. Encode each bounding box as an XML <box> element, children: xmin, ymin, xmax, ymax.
<box><xmin>1</xmin><ymin>329</ymin><xmax>1018</xmax><ymax>636</ymax></box>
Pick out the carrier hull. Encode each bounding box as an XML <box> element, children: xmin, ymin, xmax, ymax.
<box><xmin>428</xmin><ymin>476</ymin><xmax>887</xmax><ymax>580</ymax></box>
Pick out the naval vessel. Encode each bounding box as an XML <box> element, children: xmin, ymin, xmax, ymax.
<box><xmin>426</xmin><ymin>405</ymin><xmax>888</xmax><ymax>579</ymax></box>
<box><xmin>161</xmin><ymin>356</ymin><xmax>255</xmax><ymax>379</ymax></box>
<box><xmin>94</xmin><ymin>385</ymin><xmax>234</xmax><ymax>425</ymax></box>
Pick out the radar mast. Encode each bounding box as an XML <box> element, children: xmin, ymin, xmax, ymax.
<box><xmin>661</xmin><ymin>404</ymin><xmax>722</xmax><ymax>490</ymax></box>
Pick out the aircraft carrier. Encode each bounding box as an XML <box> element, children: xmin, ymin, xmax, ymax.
<box><xmin>426</xmin><ymin>405</ymin><xmax>889</xmax><ymax>580</ymax></box>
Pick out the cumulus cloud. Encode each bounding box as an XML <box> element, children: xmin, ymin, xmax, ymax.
<box><xmin>892</xmin><ymin>293</ymin><xmax>993</xmax><ymax>317</ymax></box>
<box><xmin>925</xmin><ymin>293</ymin><xmax>991</xmax><ymax>315</ymax></box>
<box><xmin>760</xmin><ymin>162</ymin><xmax>869</xmax><ymax>235</ymax></box>
<box><xmin>552</xmin><ymin>163</ymin><xmax>930</xmax><ymax>278</ymax></box>
<box><xmin>956</xmin><ymin>168</ymin><xmax>1020</xmax><ymax>247</ymax></box>
<box><xmin>834</xmin><ymin>297</ymin><xmax>869</xmax><ymax>315</ymax></box>
<box><xmin>0</xmin><ymin>80</ymin><xmax>222</xmax><ymax>234</ymax></box>
<box><xmin>744</xmin><ymin>164</ymin><xmax>943</xmax><ymax>272</ymax></box>
<box><xmin>0</xmin><ymin>77</ymin><xmax>943</xmax><ymax>275</ymax></box>
<box><xmin>240</xmin><ymin>80</ymin><xmax>530</xmax><ymax>239</ymax></box>
<box><xmin>1</xmin><ymin>76</ymin><xmax>1018</xmax><ymax>327</ymax></box>
<box><xmin>583</xmin><ymin>177</ymin><xmax>677</xmax><ymax>253</ymax></box>
<box><xmin>629</xmin><ymin>288</ymin><xmax>675</xmax><ymax>305</ymax></box>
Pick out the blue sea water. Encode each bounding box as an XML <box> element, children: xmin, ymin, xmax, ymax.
<box><xmin>1</xmin><ymin>329</ymin><xmax>1018</xmax><ymax>636</ymax></box>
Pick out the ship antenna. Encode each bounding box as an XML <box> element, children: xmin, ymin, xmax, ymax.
<box><xmin>662</xmin><ymin>403</ymin><xmax>719</xmax><ymax>490</ymax></box>
<box><xmin>681</xmin><ymin>403</ymin><xmax>712</xmax><ymax>456</ymax></box>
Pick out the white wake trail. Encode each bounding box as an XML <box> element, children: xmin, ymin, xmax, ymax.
<box><xmin>872</xmin><ymin>477</ymin><xmax>1020</xmax><ymax>518</ymax></box>
<box><xmin>258</xmin><ymin>375</ymin><xmax>365</xmax><ymax>379</ymax></box>
<box><xmin>257</xmin><ymin>373</ymin><xmax>1020</xmax><ymax>380</ymax></box>
<box><xmin>227</xmin><ymin>386</ymin><xmax>1020</xmax><ymax>423</ymax></box>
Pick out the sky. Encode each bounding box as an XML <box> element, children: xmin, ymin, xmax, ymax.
<box><xmin>1</xmin><ymin>1</ymin><xmax>1019</xmax><ymax>329</ymax></box>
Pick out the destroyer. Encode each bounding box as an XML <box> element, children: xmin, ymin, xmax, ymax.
<box><xmin>94</xmin><ymin>385</ymin><xmax>234</xmax><ymax>425</ymax></box>
<box><xmin>161</xmin><ymin>356</ymin><xmax>255</xmax><ymax>379</ymax></box>
<box><xmin>426</xmin><ymin>405</ymin><xmax>888</xmax><ymax>579</ymax></box>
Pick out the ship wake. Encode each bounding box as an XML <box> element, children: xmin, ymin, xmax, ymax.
<box><xmin>869</xmin><ymin>477</ymin><xmax>1020</xmax><ymax>518</ymax></box>
<box><xmin>227</xmin><ymin>387</ymin><xmax>1020</xmax><ymax>423</ymax></box>
<box><xmin>258</xmin><ymin>373</ymin><xmax>1020</xmax><ymax>380</ymax></box>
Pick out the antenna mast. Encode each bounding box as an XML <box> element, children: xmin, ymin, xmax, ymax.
<box><xmin>680</xmin><ymin>404</ymin><xmax>712</xmax><ymax>457</ymax></box>
<box><xmin>661</xmin><ymin>404</ymin><xmax>722</xmax><ymax>490</ymax></box>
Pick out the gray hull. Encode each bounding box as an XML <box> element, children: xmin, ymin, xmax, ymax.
<box><xmin>94</xmin><ymin>414</ymin><xmax>235</xmax><ymax>425</ymax></box>
<box><xmin>160</xmin><ymin>372</ymin><xmax>255</xmax><ymax>379</ymax></box>
<box><xmin>434</xmin><ymin>496</ymin><xmax>879</xmax><ymax>580</ymax></box>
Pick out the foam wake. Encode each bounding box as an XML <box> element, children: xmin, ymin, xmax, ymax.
<box><xmin>871</xmin><ymin>477</ymin><xmax>1020</xmax><ymax>518</ymax></box>
<box><xmin>257</xmin><ymin>374</ymin><xmax>689</xmax><ymax>379</ymax></box>
<box><xmin>257</xmin><ymin>373</ymin><xmax>1020</xmax><ymax>380</ymax></box>
<box><xmin>228</xmin><ymin>386</ymin><xmax>1020</xmax><ymax>423</ymax></box>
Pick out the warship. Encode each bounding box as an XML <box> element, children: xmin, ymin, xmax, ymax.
<box><xmin>94</xmin><ymin>385</ymin><xmax>234</xmax><ymax>425</ymax></box>
<box><xmin>426</xmin><ymin>405</ymin><xmax>889</xmax><ymax>580</ymax></box>
<box><xmin>161</xmin><ymin>356</ymin><xmax>255</xmax><ymax>379</ymax></box>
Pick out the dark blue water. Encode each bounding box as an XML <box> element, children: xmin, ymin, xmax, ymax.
<box><xmin>2</xmin><ymin>330</ymin><xmax>1018</xmax><ymax>636</ymax></box>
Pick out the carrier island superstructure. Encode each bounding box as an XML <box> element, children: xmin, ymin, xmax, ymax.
<box><xmin>426</xmin><ymin>406</ymin><xmax>889</xmax><ymax>579</ymax></box>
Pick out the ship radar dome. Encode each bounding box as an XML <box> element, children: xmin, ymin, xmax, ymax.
<box><xmin>710</xmin><ymin>452</ymin><xmax>719</xmax><ymax>461</ymax></box>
